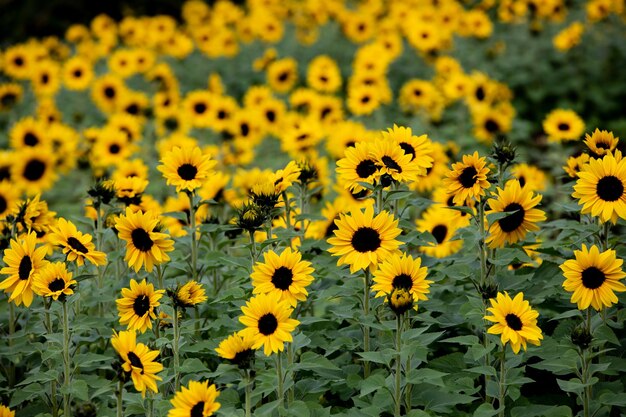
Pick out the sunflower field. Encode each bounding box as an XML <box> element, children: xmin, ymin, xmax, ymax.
<box><xmin>1</xmin><ymin>0</ymin><xmax>626</xmax><ymax>416</ymax></box>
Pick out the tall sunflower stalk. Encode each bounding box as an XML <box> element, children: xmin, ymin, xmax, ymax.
<box><xmin>42</xmin><ymin>298</ymin><xmax>59</xmax><ymax>417</ymax></box>
<box><xmin>186</xmin><ymin>190</ymin><xmax>198</xmax><ymax>281</ymax></box>
<box><xmin>61</xmin><ymin>300</ymin><xmax>72</xmax><ymax>417</ymax></box>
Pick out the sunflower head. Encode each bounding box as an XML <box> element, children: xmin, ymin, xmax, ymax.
<box><xmin>388</xmin><ymin>288</ymin><xmax>413</xmax><ymax>316</ymax></box>
<box><xmin>491</xmin><ymin>138</ymin><xmax>517</xmax><ymax>166</ymax></box>
<box><xmin>87</xmin><ymin>179</ymin><xmax>116</xmax><ymax>205</ymax></box>
<box><xmin>32</xmin><ymin>261</ymin><xmax>76</xmax><ymax>301</ymax></box>
<box><xmin>170</xmin><ymin>280</ymin><xmax>208</xmax><ymax>308</ymax></box>
<box><xmin>570</xmin><ymin>325</ymin><xmax>593</xmax><ymax>350</ymax></box>
<box><xmin>584</xmin><ymin>129</ymin><xmax>619</xmax><ymax>157</ymax></box>
<box><xmin>236</xmin><ymin>203</ymin><xmax>268</xmax><ymax>232</ymax></box>
<box><xmin>215</xmin><ymin>332</ymin><xmax>256</xmax><ymax>369</ymax></box>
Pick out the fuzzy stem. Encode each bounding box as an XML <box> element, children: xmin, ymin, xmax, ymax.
<box><xmin>116</xmin><ymin>379</ymin><xmax>124</xmax><ymax>417</ymax></box>
<box><xmin>248</xmin><ymin>230</ymin><xmax>257</xmax><ymax>268</ymax></box>
<box><xmin>156</xmin><ymin>264</ymin><xmax>164</xmax><ymax>291</ymax></box>
<box><xmin>8</xmin><ymin>302</ymin><xmax>15</xmax><ymax>388</ymax></box>
<box><xmin>43</xmin><ymin>298</ymin><xmax>59</xmax><ymax>417</ymax></box>
<box><xmin>245</xmin><ymin>370</ymin><xmax>253</xmax><ymax>417</ymax></box>
<box><xmin>276</xmin><ymin>352</ymin><xmax>285</xmax><ymax>416</ymax></box>
<box><xmin>394</xmin><ymin>314</ymin><xmax>403</xmax><ymax>417</ymax></box>
<box><xmin>188</xmin><ymin>192</ymin><xmax>198</xmax><ymax>281</ymax></box>
<box><xmin>287</xmin><ymin>342</ymin><xmax>295</xmax><ymax>405</ymax></box>
<box><xmin>62</xmin><ymin>302</ymin><xmax>71</xmax><ymax>417</ymax></box>
<box><xmin>172</xmin><ymin>304</ymin><xmax>181</xmax><ymax>392</ymax></box>
<box><xmin>363</xmin><ymin>269</ymin><xmax>371</xmax><ymax>378</ymax></box>
<box><xmin>498</xmin><ymin>345</ymin><xmax>506</xmax><ymax>417</ymax></box>
<box><xmin>95</xmin><ymin>198</ymin><xmax>105</xmax><ymax>317</ymax></box>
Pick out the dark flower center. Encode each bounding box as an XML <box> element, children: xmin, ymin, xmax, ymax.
<box><xmin>18</xmin><ymin>255</ymin><xmax>33</xmax><ymax>280</ymax></box>
<box><xmin>278</xmin><ymin>72</ymin><xmax>289</xmax><ymax>82</ymax></box>
<box><xmin>23</xmin><ymin>159</ymin><xmax>46</xmax><ymax>181</ymax></box>
<box><xmin>475</xmin><ymin>86</ymin><xmax>485</xmax><ymax>101</ymax></box>
<box><xmin>399</xmin><ymin>143</ymin><xmax>416</xmax><ymax>160</ymax></box>
<box><xmin>557</xmin><ymin>123</ymin><xmax>569</xmax><ymax>131</ymax></box>
<box><xmin>190</xmin><ymin>401</ymin><xmax>205</xmax><ymax>417</ymax></box>
<box><xmin>24</xmin><ymin>132</ymin><xmax>39</xmax><ymax>146</ymax></box>
<box><xmin>42</xmin><ymin>74</ymin><xmax>50</xmax><ymax>84</ymax></box>
<box><xmin>518</xmin><ymin>176</ymin><xmax>526</xmax><ymax>188</ymax></box>
<box><xmin>240</xmin><ymin>123</ymin><xmax>250</xmax><ymax>136</ymax></box>
<box><xmin>1</xmin><ymin>93</ymin><xmax>17</xmax><ymax>106</ymax></box>
<box><xmin>266</xmin><ymin>110</ymin><xmax>276</xmax><ymax>122</ymax></box>
<box><xmin>127</xmin><ymin>351</ymin><xmax>144</xmax><ymax>372</ymax></box>
<box><xmin>217</xmin><ymin>110</ymin><xmax>227</xmax><ymax>120</ymax></box>
<box><xmin>498</xmin><ymin>203</ymin><xmax>526</xmax><ymax>233</ymax></box>
<box><xmin>48</xmin><ymin>278</ymin><xmax>66</xmax><ymax>292</ymax></box>
<box><xmin>177</xmin><ymin>163</ymin><xmax>198</xmax><ymax>181</ymax></box>
<box><xmin>431</xmin><ymin>225</ymin><xmax>448</xmax><ymax>244</ymax></box>
<box><xmin>356</xmin><ymin>159</ymin><xmax>378</xmax><ymax>178</ymax></box>
<box><xmin>361</xmin><ymin>95</ymin><xmax>370</xmax><ymax>104</ymax></box>
<box><xmin>596</xmin><ymin>176</ymin><xmax>624</xmax><ymax>202</ymax></box>
<box><xmin>505</xmin><ymin>313</ymin><xmax>522</xmax><ymax>331</ymax></box>
<box><xmin>351</xmin><ymin>227</ymin><xmax>382</xmax><ymax>253</ymax></box>
<box><xmin>271</xmin><ymin>266</ymin><xmax>294</xmax><ymax>290</ymax></box>
<box><xmin>67</xmin><ymin>237</ymin><xmax>89</xmax><ymax>254</ymax></box>
<box><xmin>109</xmin><ymin>144</ymin><xmax>121</xmax><ymax>154</ymax></box>
<box><xmin>73</xmin><ymin>69</ymin><xmax>82</xmax><ymax>78</ymax></box>
<box><xmin>126</xmin><ymin>104</ymin><xmax>139</xmax><ymax>115</ymax></box>
<box><xmin>133</xmin><ymin>294</ymin><xmax>151</xmax><ymax>316</ymax></box>
<box><xmin>194</xmin><ymin>103</ymin><xmax>207</xmax><ymax>114</ymax></box>
<box><xmin>165</xmin><ymin>118</ymin><xmax>179</xmax><ymax>131</ymax></box>
<box><xmin>258</xmin><ymin>313</ymin><xmax>278</xmax><ymax>335</ymax></box>
<box><xmin>0</xmin><ymin>196</ymin><xmax>6</xmax><ymax>214</ymax></box>
<box><xmin>392</xmin><ymin>273</ymin><xmax>413</xmax><ymax>290</ymax></box>
<box><xmin>581</xmin><ymin>266</ymin><xmax>606</xmax><ymax>290</ymax></box>
<box><xmin>131</xmin><ymin>228</ymin><xmax>154</xmax><ymax>252</ymax></box>
<box><xmin>104</xmin><ymin>87</ymin><xmax>116</xmax><ymax>99</ymax></box>
<box><xmin>485</xmin><ymin>119</ymin><xmax>500</xmax><ymax>133</ymax></box>
<box><xmin>382</xmin><ymin>156</ymin><xmax>402</xmax><ymax>173</ymax></box>
<box><xmin>458</xmin><ymin>166</ymin><xmax>478</xmax><ymax>188</ymax></box>
<box><xmin>14</xmin><ymin>57</ymin><xmax>24</xmax><ymax>66</ymax></box>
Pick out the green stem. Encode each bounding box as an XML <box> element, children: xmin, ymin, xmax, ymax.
<box><xmin>146</xmin><ymin>393</ymin><xmax>154</xmax><ymax>417</ymax></box>
<box><xmin>8</xmin><ymin>302</ymin><xmax>15</xmax><ymax>388</ymax></box>
<box><xmin>394</xmin><ymin>314</ymin><xmax>403</xmax><ymax>417</ymax></box>
<box><xmin>498</xmin><ymin>345</ymin><xmax>506</xmax><ymax>417</ymax></box>
<box><xmin>287</xmin><ymin>342</ymin><xmax>294</xmax><ymax>405</ymax></box>
<box><xmin>116</xmin><ymin>379</ymin><xmax>124</xmax><ymax>417</ymax></box>
<box><xmin>375</xmin><ymin>187</ymin><xmax>383</xmax><ymax>213</ymax></box>
<box><xmin>172</xmin><ymin>305</ymin><xmax>180</xmax><ymax>392</ymax></box>
<box><xmin>248</xmin><ymin>230</ymin><xmax>257</xmax><ymax>268</ymax></box>
<box><xmin>405</xmin><ymin>353</ymin><xmax>412</xmax><ymax>412</ymax></box>
<box><xmin>276</xmin><ymin>352</ymin><xmax>285</xmax><ymax>416</ymax></box>
<box><xmin>245</xmin><ymin>370</ymin><xmax>253</xmax><ymax>417</ymax></box>
<box><xmin>601</xmin><ymin>222</ymin><xmax>610</xmax><ymax>251</ymax></box>
<box><xmin>188</xmin><ymin>192</ymin><xmax>198</xmax><ymax>281</ymax></box>
<box><xmin>477</xmin><ymin>199</ymin><xmax>487</xmax><ymax>287</ymax></box>
<box><xmin>582</xmin><ymin>348</ymin><xmax>590</xmax><ymax>417</ymax></box>
<box><xmin>363</xmin><ymin>269</ymin><xmax>371</xmax><ymax>378</ymax></box>
<box><xmin>44</xmin><ymin>298</ymin><xmax>59</xmax><ymax>417</ymax></box>
<box><xmin>95</xmin><ymin>198</ymin><xmax>104</xmax><ymax>317</ymax></box>
<box><xmin>62</xmin><ymin>302</ymin><xmax>71</xmax><ymax>417</ymax></box>
<box><xmin>156</xmin><ymin>264</ymin><xmax>164</xmax><ymax>290</ymax></box>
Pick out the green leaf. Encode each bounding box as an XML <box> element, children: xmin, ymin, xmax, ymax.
<box><xmin>360</xmin><ymin>374</ymin><xmax>386</xmax><ymax>397</ymax></box>
<box><xmin>473</xmin><ymin>403</ymin><xmax>499</xmax><ymax>417</ymax></box>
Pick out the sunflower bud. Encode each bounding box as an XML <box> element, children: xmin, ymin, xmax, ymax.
<box><xmin>87</xmin><ymin>180</ymin><xmax>116</xmax><ymax>205</ymax></box>
<box><xmin>491</xmin><ymin>138</ymin><xmax>516</xmax><ymax>166</ymax></box>
<box><xmin>479</xmin><ymin>282</ymin><xmax>499</xmax><ymax>301</ymax></box>
<box><xmin>74</xmin><ymin>402</ymin><xmax>97</xmax><ymax>417</ymax></box>
<box><xmin>236</xmin><ymin>203</ymin><xmax>268</xmax><ymax>232</ymax></box>
<box><xmin>571</xmin><ymin>326</ymin><xmax>592</xmax><ymax>350</ymax></box>
<box><xmin>388</xmin><ymin>288</ymin><xmax>413</xmax><ymax>316</ymax></box>
<box><xmin>169</xmin><ymin>280</ymin><xmax>208</xmax><ymax>309</ymax></box>
<box><xmin>296</xmin><ymin>160</ymin><xmax>318</xmax><ymax>186</ymax></box>
<box><xmin>250</xmin><ymin>181</ymin><xmax>280</xmax><ymax>214</ymax></box>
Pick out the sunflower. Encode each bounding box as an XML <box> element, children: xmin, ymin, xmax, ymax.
<box><xmin>62</xmin><ymin>56</ymin><xmax>94</xmax><ymax>90</ymax></box>
<box><xmin>267</xmin><ymin>58</ymin><xmax>298</xmax><ymax>93</ymax></box>
<box><xmin>0</xmin><ymin>83</ymin><xmax>23</xmax><ymax>112</ymax></box>
<box><xmin>584</xmin><ymin>129</ymin><xmax>619</xmax><ymax>157</ymax></box>
<box><xmin>327</xmin><ymin>205</ymin><xmax>402</xmax><ymax>273</ymax></box>
<box><xmin>560</xmin><ymin>244</ymin><xmax>626</xmax><ymax>311</ymax></box>
<box><xmin>90</xmin><ymin>127</ymin><xmax>135</xmax><ymax>169</ymax></box>
<box><xmin>0</xmin><ymin>182</ymin><xmax>18</xmax><ymax>221</ymax></box>
<box><xmin>336</xmin><ymin>141</ymin><xmax>381</xmax><ymax>194</ymax></box>
<box><xmin>173</xmin><ymin>280</ymin><xmax>208</xmax><ymax>308</ymax></box>
<box><xmin>91</xmin><ymin>74</ymin><xmax>127</xmax><ymax>114</ymax></box>
<box><xmin>306</xmin><ymin>55</ymin><xmax>342</xmax><ymax>93</ymax></box>
<box><xmin>115</xmin><ymin>208</ymin><xmax>175</xmax><ymax>272</ymax></box>
<box><xmin>215</xmin><ymin>332</ymin><xmax>256</xmax><ymax>368</ymax></box>
<box><xmin>484</xmin><ymin>291</ymin><xmax>543</xmax><ymax>354</ymax></box>
<box><xmin>31</xmin><ymin>261</ymin><xmax>76</xmax><ymax>301</ymax></box>
<box><xmin>238</xmin><ymin>292</ymin><xmax>300</xmax><ymax>356</ymax></box>
<box><xmin>49</xmin><ymin>218</ymin><xmax>107</xmax><ymax>266</ymax></box>
<box><xmin>0</xmin><ymin>405</ymin><xmax>14</xmax><ymax>417</ymax></box>
<box><xmin>111</xmin><ymin>329</ymin><xmax>163</xmax><ymax>398</ymax></box>
<box><xmin>9</xmin><ymin>117</ymin><xmax>49</xmax><ymax>149</ymax></box>
<box><xmin>372</xmin><ymin>252</ymin><xmax>432</xmax><ymax>309</ymax></box>
<box><xmin>168</xmin><ymin>380</ymin><xmax>221</xmax><ymax>417</ymax></box>
<box><xmin>117</xmin><ymin>278</ymin><xmax>165</xmax><ymax>333</ymax></box>
<box><xmin>19</xmin><ymin>194</ymin><xmax>57</xmax><ymax>235</ymax></box>
<box><xmin>443</xmin><ymin>151</ymin><xmax>491</xmax><ymax>205</ymax></box>
<box><xmin>416</xmin><ymin>204</ymin><xmax>469</xmax><ymax>259</ymax></box>
<box><xmin>543</xmin><ymin>109</ymin><xmax>585</xmax><ymax>142</ymax></box>
<box><xmin>510</xmin><ymin>163</ymin><xmax>547</xmax><ymax>192</ymax></box>
<box><xmin>369</xmin><ymin>139</ymin><xmax>423</xmax><ymax>184</ymax></box>
<box><xmin>0</xmin><ymin>232</ymin><xmax>49</xmax><ymax>307</ymax></box>
<box><xmin>572</xmin><ymin>153</ymin><xmax>626</xmax><ymax>223</ymax></box>
<box><xmin>563</xmin><ymin>153</ymin><xmax>590</xmax><ymax>178</ymax></box>
<box><xmin>347</xmin><ymin>84</ymin><xmax>380</xmax><ymax>116</ymax></box>
<box><xmin>157</xmin><ymin>146</ymin><xmax>217</xmax><ymax>193</ymax></box>
<box><xmin>114</xmin><ymin>176</ymin><xmax>149</xmax><ymax>203</ymax></box>
<box><xmin>382</xmin><ymin>125</ymin><xmax>433</xmax><ymax>175</ymax></box>
<box><xmin>485</xmin><ymin>180</ymin><xmax>546</xmax><ymax>248</ymax></box>
<box><xmin>251</xmin><ymin>247</ymin><xmax>315</xmax><ymax>307</ymax></box>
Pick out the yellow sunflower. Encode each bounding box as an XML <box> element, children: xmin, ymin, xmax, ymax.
<box><xmin>49</xmin><ymin>218</ymin><xmax>107</xmax><ymax>266</ymax></box>
<box><xmin>560</xmin><ymin>244</ymin><xmax>626</xmax><ymax>311</ymax></box>
<box><xmin>251</xmin><ymin>247</ymin><xmax>315</xmax><ymax>307</ymax></box>
<box><xmin>543</xmin><ymin>109</ymin><xmax>585</xmax><ymax>142</ymax></box>
<box><xmin>563</xmin><ymin>153</ymin><xmax>590</xmax><ymax>178</ymax></box>
<box><xmin>0</xmin><ymin>232</ymin><xmax>49</xmax><ymax>307</ymax></box>
<box><xmin>484</xmin><ymin>291</ymin><xmax>543</xmax><ymax>354</ymax></box>
<box><xmin>572</xmin><ymin>153</ymin><xmax>626</xmax><ymax>224</ymax></box>
<box><xmin>415</xmin><ymin>205</ymin><xmax>468</xmax><ymax>258</ymax></box>
<box><xmin>336</xmin><ymin>141</ymin><xmax>381</xmax><ymax>194</ymax></box>
<box><xmin>583</xmin><ymin>129</ymin><xmax>619</xmax><ymax>157</ymax></box>
<box><xmin>117</xmin><ymin>278</ymin><xmax>165</xmax><ymax>333</ymax></box>
<box><xmin>111</xmin><ymin>329</ymin><xmax>163</xmax><ymax>398</ymax></box>
<box><xmin>0</xmin><ymin>181</ymin><xmax>19</xmax><ymax>221</ymax></box>
<box><xmin>0</xmin><ymin>83</ymin><xmax>23</xmax><ymax>112</ymax></box>
<box><xmin>62</xmin><ymin>56</ymin><xmax>94</xmax><ymax>90</ymax></box>
<box><xmin>485</xmin><ymin>180</ymin><xmax>546</xmax><ymax>248</ymax></box>
<box><xmin>267</xmin><ymin>57</ymin><xmax>298</xmax><ymax>93</ymax></box>
<box><xmin>369</xmin><ymin>139</ymin><xmax>423</xmax><ymax>184</ymax></box>
<box><xmin>11</xmin><ymin>147</ymin><xmax>57</xmax><ymax>195</ymax></box>
<box><xmin>382</xmin><ymin>125</ymin><xmax>434</xmax><ymax>175</ymax></box>
<box><xmin>239</xmin><ymin>292</ymin><xmax>300</xmax><ymax>356</ymax></box>
<box><xmin>443</xmin><ymin>151</ymin><xmax>491</xmax><ymax>205</ymax></box>
<box><xmin>115</xmin><ymin>208</ymin><xmax>175</xmax><ymax>272</ymax></box>
<box><xmin>215</xmin><ymin>332</ymin><xmax>256</xmax><ymax>367</ymax></box>
<box><xmin>327</xmin><ymin>205</ymin><xmax>402</xmax><ymax>273</ymax></box>
<box><xmin>372</xmin><ymin>252</ymin><xmax>432</xmax><ymax>309</ymax></box>
<box><xmin>168</xmin><ymin>380</ymin><xmax>221</xmax><ymax>417</ymax></box>
<box><xmin>157</xmin><ymin>146</ymin><xmax>217</xmax><ymax>193</ymax></box>
<box><xmin>0</xmin><ymin>405</ymin><xmax>14</xmax><ymax>417</ymax></box>
<box><xmin>173</xmin><ymin>280</ymin><xmax>208</xmax><ymax>308</ymax></box>
<box><xmin>31</xmin><ymin>261</ymin><xmax>76</xmax><ymax>301</ymax></box>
